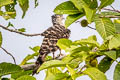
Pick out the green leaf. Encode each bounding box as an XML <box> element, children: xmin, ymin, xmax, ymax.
<box><xmin>34</xmin><ymin>0</ymin><xmax>39</xmax><ymax>8</ymax></box>
<box><xmin>104</xmin><ymin>51</ymin><xmax>116</xmax><ymax>60</ymax></box>
<box><xmin>18</xmin><ymin>28</ymin><xmax>26</xmax><ymax>32</ymax></box>
<box><xmin>54</xmin><ymin>1</ymin><xmax>80</xmax><ymax>14</ymax></box>
<box><xmin>20</xmin><ymin>52</ymin><xmax>39</xmax><ymax>65</ymax></box>
<box><xmin>114</xmin><ymin>63</ymin><xmax>120</xmax><ymax>80</ymax></box>
<box><xmin>29</xmin><ymin>46</ymin><xmax>40</xmax><ymax>52</ymax></box>
<box><xmin>37</xmin><ymin>60</ymin><xmax>66</xmax><ymax>72</ymax></box>
<box><xmin>74</xmin><ymin>38</ymin><xmax>100</xmax><ymax>47</ymax></box>
<box><xmin>114</xmin><ymin>20</ymin><xmax>120</xmax><ymax>33</ymax></box>
<box><xmin>109</xmin><ymin>34</ymin><xmax>120</xmax><ymax>49</ymax></box>
<box><xmin>68</xmin><ymin>58</ymin><xmax>81</xmax><ymax>68</ymax></box>
<box><xmin>71</xmin><ymin>46</ymin><xmax>90</xmax><ymax>54</ymax></box>
<box><xmin>99</xmin><ymin>0</ymin><xmax>114</xmax><ymax>9</ymax></box>
<box><xmin>83</xmin><ymin>68</ymin><xmax>107</xmax><ymax>80</ymax></box>
<box><xmin>70</xmin><ymin>0</ymin><xmax>83</xmax><ymax>11</ymax></box>
<box><xmin>94</xmin><ymin>16</ymin><xmax>116</xmax><ymax>40</ymax></box>
<box><xmin>0</xmin><ymin>62</ymin><xmax>22</xmax><ymax>77</ymax></box>
<box><xmin>66</xmin><ymin>65</ymin><xmax>76</xmax><ymax>80</ymax></box>
<box><xmin>5</xmin><ymin>3</ymin><xmax>16</xmax><ymax>19</ymax></box>
<box><xmin>98</xmin><ymin>57</ymin><xmax>113</xmax><ymax>73</ymax></box>
<box><xmin>62</xmin><ymin>55</ymin><xmax>74</xmax><ymax>63</ymax></box>
<box><xmin>0</xmin><ymin>32</ymin><xmax>2</xmax><ymax>47</ymax></box>
<box><xmin>57</xmin><ymin>39</ymin><xmax>72</xmax><ymax>51</ymax></box>
<box><xmin>16</xmin><ymin>75</ymin><xmax>36</xmax><ymax>80</ymax></box>
<box><xmin>83</xmin><ymin>5</ymin><xmax>96</xmax><ymax>23</ymax></box>
<box><xmin>7</xmin><ymin>22</ymin><xmax>14</xmax><ymax>28</ymax></box>
<box><xmin>0</xmin><ymin>0</ymin><xmax>14</xmax><ymax>7</ymax></box>
<box><xmin>70</xmin><ymin>0</ymin><xmax>96</xmax><ymax>23</ymax></box>
<box><xmin>18</xmin><ymin>0</ymin><xmax>29</xmax><ymax>18</ymax></box>
<box><xmin>45</xmin><ymin>70</ymin><xmax>69</xmax><ymax>80</ymax></box>
<box><xmin>65</xmin><ymin>13</ymin><xmax>85</xmax><ymax>28</ymax></box>
<box><xmin>11</xmin><ymin>70</ymin><xmax>32</xmax><ymax>79</ymax></box>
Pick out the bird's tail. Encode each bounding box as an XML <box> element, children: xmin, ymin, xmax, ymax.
<box><xmin>32</xmin><ymin>53</ymin><xmax>46</xmax><ymax>75</ymax></box>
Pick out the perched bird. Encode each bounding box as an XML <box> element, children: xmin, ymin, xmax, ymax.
<box><xmin>33</xmin><ymin>14</ymin><xmax>71</xmax><ymax>74</ymax></box>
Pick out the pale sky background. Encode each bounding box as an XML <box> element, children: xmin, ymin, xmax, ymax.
<box><xmin>0</xmin><ymin>0</ymin><xmax>120</xmax><ymax>80</ymax></box>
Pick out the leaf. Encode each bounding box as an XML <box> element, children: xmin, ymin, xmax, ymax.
<box><xmin>83</xmin><ymin>5</ymin><xmax>96</xmax><ymax>23</ymax></box>
<box><xmin>68</xmin><ymin>58</ymin><xmax>81</xmax><ymax>68</ymax></box>
<box><xmin>0</xmin><ymin>62</ymin><xmax>22</xmax><ymax>77</ymax></box>
<box><xmin>114</xmin><ymin>20</ymin><xmax>120</xmax><ymax>33</ymax></box>
<box><xmin>29</xmin><ymin>46</ymin><xmax>40</xmax><ymax>52</ymax></box>
<box><xmin>7</xmin><ymin>22</ymin><xmax>14</xmax><ymax>28</ymax></box>
<box><xmin>54</xmin><ymin>1</ymin><xmax>80</xmax><ymax>15</ymax></box>
<box><xmin>114</xmin><ymin>63</ymin><xmax>120</xmax><ymax>80</ymax></box>
<box><xmin>99</xmin><ymin>0</ymin><xmax>114</xmax><ymax>9</ymax></box>
<box><xmin>16</xmin><ymin>75</ymin><xmax>36</xmax><ymax>80</ymax></box>
<box><xmin>65</xmin><ymin>13</ymin><xmax>84</xmax><ymax>28</ymax></box>
<box><xmin>18</xmin><ymin>0</ymin><xmax>29</xmax><ymax>18</ymax></box>
<box><xmin>34</xmin><ymin>0</ymin><xmax>39</xmax><ymax>8</ymax></box>
<box><xmin>83</xmin><ymin>68</ymin><xmax>107</xmax><ymax>80</ymax></box>
<box><xmin>45</xmin><ymin>71</ymin><xmax>69</xmax><ymax>80</ymax></box>
<box><xmin>70</xmin><ymin>0</ymin><xmax>96</xmax><ymax>23</ymax></box>
<box><xmin>104</xmin><ymin>51</ymin><xmax>116</xmax><ymax>60</ymax></box>
<box><xmin>71</xmin><ymin>46</ymin><xmax>90</xmax><ymax>54</ymax></box>
<box><xmin>18</xmin><ymin>28</ymin><xmax>26</xmax><ymax>32</ymax></box>
<box><xmin>0</xmin><ymin>0</ymin><xmax>14</xmax><ymax>7</ymax></box>
<box><xmin>11</xmin><ymin>70</ymin><xmax>32</xmax><ymax>79</ymax></box>
<box><xmin>70</xmin><ymin>0</ymin><xmax>83</xmax><ymax>11</ymax></box>
<box><xmin>20</xmin><ymin>52</ymin><xmax>39</xmax><ymax>65</ymax></box>
<box><xmin>98</xmin><ymin>57</ymin><xmax>113</xmax><ymax>73</ymax></box>
<box><xmin>5</xmin><ymin>3</ymin><xmax>16</xmax><ymax>19</ymax></box>
<box><xmin>94</xmin><ymin>16</ymin><xmax>116</xmax><ymax>40</ymax></box>
<box><xmin>109</xmin><ymin>34</ymin><xmax>120</xmax><ymax>49</ymax></box>
<box><xmin>37</xmin><ymin>60</ymin><xmax>66</xmax><ymax>72</ymax></box>
<box><xmin>57</xmin><ymin>39</ymin><xmax>72</xmax><ymax>51</ymax></box>
<box><xmin>66</xmin><ymin>65</ymin><xmax>76</xmax><ymax>80</ymax></box>
<box><xmin>0</xmin><ymin>32</ymin><xmax>2</xmax><ymax>47</ymax></box>
<box><xmin>74</xmin><ymin>38</ymin><xmax>100</xmax><ymax>47</ymax></box>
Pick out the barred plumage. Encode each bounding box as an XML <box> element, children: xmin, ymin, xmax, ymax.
<box><xmin>33</xmin><ymin>14</ymin><xmax>71</xmax><ymax>74</ymax></box>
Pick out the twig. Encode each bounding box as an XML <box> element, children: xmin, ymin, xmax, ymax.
<box><xmin>1</xmin><ymin>47</ymin><xmax>16</xmax><ymax>64</ymax></box>
<box><xmin>110</xmin><ymin>5</ymin><xmax>115</xmax><ymax>10</ymax></box>
<box><xmin>87</xmin><ymin>26</ymin><xmax>96</xmax><ymax>30</ymax></box>
<box><xmin>102</xmin><ymin>8</ymin><xmax>120</xmax><ymax>13</ymax></box>
<box><xmin>0</xmin><ymin>24</ymin><xmax>42</xmax><ymax>37</ymax></box>
<box><xmin>100</xmin><ymin>15</ymin><xmax>120</xmax><ymax>18</ymax></box>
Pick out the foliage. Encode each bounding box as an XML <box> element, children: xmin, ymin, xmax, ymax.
<box><xmin>0</xmin><ymin>0</ymin><xmax>120</xmax><ymax>80</ymax></box>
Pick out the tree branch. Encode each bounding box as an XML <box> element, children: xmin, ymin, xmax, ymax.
<box><xmin>0</xmin><ymin>24</ymin><xmax>42</xmax><ymax>37</ymax></box>
<box><xmin>100</xmin><ymin>15</ymin><xmax>120</xmax><ymax>18</ymax></box>
<box><xmin>21</xmin><ymin>54</ymin><xmax>67</xmax><ymax>71</ymax></box>
<box><xmin>87</xmin><ymin>26</ymin><xmax>96</xmax><ymax>30</ymax></box>
<box><xmin>102</xmin><ymin>8</ymin><xmax>120</xmax><ymax>13</ymax></box>
<box><xmin>1</xmin><ymin>47</ymin><xmax>16</xmax><ymax>64</ymax></box>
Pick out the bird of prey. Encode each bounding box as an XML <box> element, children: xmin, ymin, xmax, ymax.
<box><xmin>33</xmin><ymin>14</ymin><xmax>71</xmax><ymax>74</ymax></box>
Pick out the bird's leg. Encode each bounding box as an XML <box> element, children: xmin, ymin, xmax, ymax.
<box><xmin>53</xmin><ymin>52</ymin><xmax>55</xmax><ymax>59</ymax></box>
<box><xmin>59</xmin><ymin>49</ymin><xmax>62</xmax><ymax>56</ymax></box>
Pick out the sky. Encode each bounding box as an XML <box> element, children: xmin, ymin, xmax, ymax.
<box><xmin>0</xmin><ymin>0</ymin><xmax>120</xmax><ymax>80</ymax></box>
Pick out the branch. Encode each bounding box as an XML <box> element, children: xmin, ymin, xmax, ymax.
<box><xmin>21</xmin><ymin>54</ymin><xmax>67</xmax><ymax>71</ymax></box>
<box><xmin>0</xmin><ymin>24</ymin><xmax>42</xmax><ymax>37</ymax></box>
<box><xmin>1</xmin><ymin>47</ymin><xmax>16</xmax><ymax>64</ymax></box>
<box><xmin>100</xmin><ymin>15</ymin><xmax>120</xmax><ymax>18</ymax></box>
<box><xmin>102</xmin><ymin>8</ymin><xmax>120</xmax><ymax>13</ymax></box>
<box><xmin>87</xmin><ymin>26</ymin><xmax>96</xmax><ymax>30</ymax></box>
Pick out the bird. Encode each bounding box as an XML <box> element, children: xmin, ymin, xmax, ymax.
<box><xmin>33</xmin><ymin>14</ymin><xmax>71</xmax><ymax>74</ymax></box>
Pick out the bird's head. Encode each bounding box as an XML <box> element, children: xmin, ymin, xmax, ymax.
<box><xmin>51</xmin><ymin>14</ymin><xmax>64</xmax><ymax>25</ymax></box>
